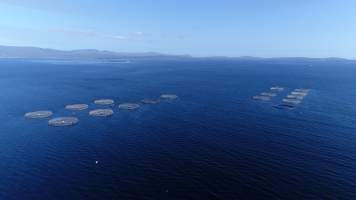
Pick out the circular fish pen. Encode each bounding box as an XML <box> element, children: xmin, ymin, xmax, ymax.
<box><xmin>118</xmin><ymin>103</ymin><xmax>140</xmax><ymax>110</ymax></box>
<box><xmin>270</xmin><ymin>86</ymin><xmax>284</xmax><ymax>92</ymax></box>
<box><xmin>65</xmin><ymin>104</ymin><xmax>89</xmax><ymax>111</ymax></box>
<box><xmin>89</xmin><ymin>109</ymin><xmax>114</xmax><ymax>117</ymax></box>
<box><xmin>141</xmin><ymin>99</ymin><xmax>160</xmax><ymax>104</ymax></box>
<box><xmin>261</xmin><ymin>92</ymin><xmax>277</xmax><ymax>97</ymax></box>
<box><xmin>48</xmin><ymin>117</ymin><xmax>79</xmax><ymax>127</ymax></box>
<box><xmin>160</xmin><ymin>94</ymin><xmax>178</xmax><ymax>100</ymax></box>
<box><xmin>24</xmin><ymin>111</ymin><xmax>53</xmax><ymax>119</ymax></box>
<box><xmin>94</xmin><ymin>99</ymin><xmax>114</xmax><ymax>105</ymax></box>
<box><xmin>291</xmin><ymin>91</ymin><xmax>308</xmax><ymax>96</ymax></box>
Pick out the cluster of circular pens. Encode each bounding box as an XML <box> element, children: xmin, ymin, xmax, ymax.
<box><xmin>253</xmin><ymin>86</ymin><xmax>310</xmax><ymax>110</ymax></box>
<box><xmin>24</xmin><ymin>94</ymin><xmax>178</xmax><ymax>127</ymax></box>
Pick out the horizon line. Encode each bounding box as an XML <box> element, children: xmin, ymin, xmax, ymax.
<box><xmin>1</xmin><ymin>44</ymin><xmax>355</xmax><ymax>61</ymax></box>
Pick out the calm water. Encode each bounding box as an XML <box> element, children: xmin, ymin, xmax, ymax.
<box><xmin>1</xmin><ymin>59</ymin><xmax>356</xmax><ymax>199</ymax></box>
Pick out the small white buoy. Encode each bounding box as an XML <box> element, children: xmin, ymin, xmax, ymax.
<box><xmin>95</xmin><ymin>161</ymin><xmax>99</xmax><ymax>164</ymax></box>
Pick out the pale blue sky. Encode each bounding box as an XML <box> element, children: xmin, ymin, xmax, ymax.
<box><xmin>0</xmin><ymin>0</ymin><xmax>355</xmax><ymax>58</ymax></box>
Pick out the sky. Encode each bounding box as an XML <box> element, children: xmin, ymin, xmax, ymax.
<box><xmin>0</xmin><ymin>0</ymin><xmax>355</xmax><ymax>58</ymax></box>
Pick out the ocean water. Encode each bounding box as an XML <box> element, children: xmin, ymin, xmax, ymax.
<box><xmin>0</xmin><ymin>58</ymin><xmax>356</xmax><ymax>199</ymax></box>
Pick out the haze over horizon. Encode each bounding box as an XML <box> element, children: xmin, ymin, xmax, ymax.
<box><xmin>1</xmin><ymin>0</ymin><xmax>355</xmax><ymax>59</ymax></box>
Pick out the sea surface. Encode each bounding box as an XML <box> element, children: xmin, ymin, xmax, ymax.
<box><xmin>0</xmin><ymin>58</ymin><xmax>356</xmax><ymax>199</ymax></box>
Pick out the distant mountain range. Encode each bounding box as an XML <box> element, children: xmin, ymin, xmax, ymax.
<box><xmin>0</xmin><ymin>45</ymin><xmax>353</xmax><ymax>61</ymax></box>
<box><xmin>0</xmin><ymin>45</ymin><xmax>191</xmax><ymax>60</ymax></box>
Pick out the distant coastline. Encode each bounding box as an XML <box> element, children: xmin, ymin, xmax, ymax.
<box><xmin>0</xmin><ymin>45</ymin><xmax>354</xmax><ymax>62</ymax></box>
<box><xmin>0</xmin><ymin>45</ymin><xmax>191</xmax><ymax>60</ymax></box>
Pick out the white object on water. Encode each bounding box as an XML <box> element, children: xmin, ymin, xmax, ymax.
<box><xmin>24</xmin><ymin>111</ymin><xmax>53</xmax><ymax>119</ymax></box>
<box><xmin>65</xmin><ymin>104</ymin><xmax>89</xmax><ymax>111</ymax></box>
<box><xmin>48</xmin><ymin>117</ymin><xmax>79</xmax><ymax>126</ymax></box>
<box><xmin>270</xmin><ymin>86</ymin><xmax>284</xmax><ymax>91</ymax></box>
<box><xmin>294</xmin><ymin>88</ymin><xmax>310</xmax><ymax>93</ymax></box>
<box><xmin>89</xmin><ymin>109</ymin><xmax>114</xmax><ymax>117</ymax></box>
<box><xmin>160</xmin><ymin>94</ymin><xmax>178</xmax><ymax>100</ymax></box>
<box><xmin>95</xmin><ymin>161</ymin><xmax>99</xmax><ymax>164</ymax></box>
<box><xmin>118</xmin><ymin>103</ymin><xmax>140</xmax><ymax>110</ymax></box>
<box><xmin>261</xmin><ymin>92</ymin><xmax>277</xmax><ymax>97</ymax></box>
<box><xmin>94</xmin><ymin>99</ymin><xmax>114</xmax><ymax>105</ymax></box>
<box><xmin>291</xmin><ymin>91</ymin><xmax>308</xmax><ymax>96</ymax></box>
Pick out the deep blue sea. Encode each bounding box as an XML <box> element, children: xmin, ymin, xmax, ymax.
<box><xmin>1</xmin><ymin>58</ymin><xmax>356</xmax><ymax>199</ymax></box>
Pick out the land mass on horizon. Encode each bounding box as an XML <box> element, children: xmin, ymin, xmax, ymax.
<box><xmin>0</xmin><ymin>45</ymin><xmax>191</xmax><ymax>60</ymax></box>
<box><xmin>0</xmin><ymin>45</ymin><xmax>352</xmax><ymax>61</ymax></box>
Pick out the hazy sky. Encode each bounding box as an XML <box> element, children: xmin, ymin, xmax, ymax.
<box><xmin>0</xmin><ymin>0</ymin><xmax>355</xmax><ymax>58</ymax></box>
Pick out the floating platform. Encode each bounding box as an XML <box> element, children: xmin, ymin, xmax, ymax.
<box><xmin>48</xmin><ymin>117</ymin><xmax>79</xmax><ymax>126</ymax></box>
<box><xmin>65</xmin><ymin>104</ymin><xmax>89</xmax><ymax>111</ymax></box>
<box><xmin>253</xmin><ymin>95</ymin><xmax>271</xmax><ymax>101</ymax></box>
<box><xmin>94</xmin><ymin>99</ymin><xmax>114</xmax><ymax>105</ymax></box>
<box><xmin>89</xmin><ymin>109</ymin><xmax>114</xmax><ymax>117</ymax></box>
<box><xmin>270</xmin><ymin>86</ymin><xmax>284</xmax><ymax>91</ymax></box>
<box><xmin>118</xmin><ymin>103</ymin><xmax>140</xmax><ymax>110</ymax></box>
<box><xmin>141</xmin><ymin>99</ymin><xmax>160</xmax><ymax>104</ymax></box>
<box><xmin>24</xmin><ymin>111</ymin><xmax>53</xmax><ymax>119</ymax></box>
<box><xmin>291</xmin><ymin>91</ymin><xmax>308</xmax><ymax>96</ymax></box>
<box><xmin>160</xmin><ymin>94</ymin><xmax>178</xmax><ymax>100</ymax></box>
<box><xmin>261</xmin><ymin>92</ymin><xmax>277</xmax><ymax>97</ymax></box>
